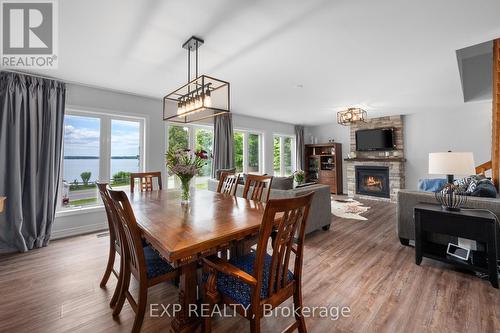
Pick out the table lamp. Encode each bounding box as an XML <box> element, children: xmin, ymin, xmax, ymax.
<box><xmin>428</xmin><ymin>152</ymin><xmax>475</xmax><ymax>211</ymax></box>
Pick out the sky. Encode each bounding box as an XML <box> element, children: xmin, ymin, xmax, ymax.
<box><xmin>63</xmin><ymin>115</ymin><xmax>140</xmax><ymax>157</ymax></box>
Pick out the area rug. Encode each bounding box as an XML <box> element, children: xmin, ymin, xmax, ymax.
<box><xmin>331</xmin><ymin>198</ymin><xmax>370</xmax><ymax>220</ymax></box>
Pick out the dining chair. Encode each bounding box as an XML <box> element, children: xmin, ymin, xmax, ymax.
<box><xmin>217</xmin><ymin>173</ymin><xmax>240</xmax><ymax>196</ymax></box>
<box><xmin>109</xmin><ymin>189</ymin><xmax>178</xmax><ymax>333</ymax></box>
<box><xmin>202</xmin><ymin>192</ymin><xmax>315</xmax><ymax>333</ymax></box>
<box><xmin>242</xmin><ymin>174</ymin><xmax>273</xmax><ymax>203</ymax></box>
<box><xmin>96</xmin><ymin>182</ymin><xmax>124</xmax><ymax>308</ymax></box>
<box><xmin>130</xmin><ymin>171</ymin><xmax>162</xmax><ymax>193</ymax></box>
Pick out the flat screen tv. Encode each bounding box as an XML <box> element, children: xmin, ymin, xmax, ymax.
<box><xmin>356</xmin><ymin>128</ymin><xmax>395</xmax><ymax>151</ymax></box>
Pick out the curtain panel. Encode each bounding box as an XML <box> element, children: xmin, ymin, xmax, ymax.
<box><xmin>0</xmin><ymin>71</ymin><xmax>66</xmax><ymax>252</ymax></box>
<box><xmin>295</xmin><ymin>125</ymin><xmax>305</xmax><ymax>171</ymax></box>
<box><xmin>211</xmin><ymin>114</ymin><xmax>235</xmax><ymax>178</ymax></box>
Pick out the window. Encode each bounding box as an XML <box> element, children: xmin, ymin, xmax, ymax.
<box><xmin>62</xmin><ymin>115</ymin><xmax>101</xmax><ymax>208</ymax></box>
<box><xmin>166</xmin><ymin>124</ymin><xmax>213</xmax><ymax>190</ymax></box>
<box><xmin>248</xmin><ymin>133</ymin><xmax>260</xmax><ymax>173</ymax></box>
<box><xmin>234</xmin><ymin>132</ymin><xmax>244</xmax><ymax>173</ymax></box>
<box><xmin>110</xmin><ymin>119</ymin><xmax>142</xmax><ymax>190</ymax></box>
<box><xmin>234</xmin><ymin>130</ymin><xmax>262</xmax><ymax>174</ymax></box>
<box><xmin>60</xmin><ymin>111</ymin><xmax>145</xmax><ymax>211</ymax></box>
<box><xmin>273</xmin><ymin>135</ymin><xmax>296</xmax><ymax>177</ymax></box>
<box><xmin>167</xmin><ymin>125</ymin><xmax>190</xmax><ymax>189</ymax></box>
<box><xmin>194</xmin><ymin>127</ymin><xmax>213</xmax><ymax>189</ymax></box>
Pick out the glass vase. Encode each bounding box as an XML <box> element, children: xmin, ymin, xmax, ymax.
<box><xmin>179</xmin><ymin>176</ymin><xmax>192</xmax><ymax>204</ymax></box>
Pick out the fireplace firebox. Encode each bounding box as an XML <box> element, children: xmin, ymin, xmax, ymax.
<box><xmin>355</xmin><ymin>166</ymin><xmax>390</xmax><ymax>198</ymax></box>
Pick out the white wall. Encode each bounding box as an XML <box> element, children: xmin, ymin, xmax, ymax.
<box><xmin>306</xmin><ymin>102</ymin><xmax>492</xmax><ymax>193</ymax></box>
<box><xmin>404</xmin><ymin>102</ymin><xmax>491</xmax><ymax>189</ymax></box>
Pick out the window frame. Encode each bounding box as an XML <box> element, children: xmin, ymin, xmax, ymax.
<box><xmin>57</xmin><ymin>107</ymin><xmax>146</xmax><ymax>213</ymax></box>
<box><xmin>273</xmin><ymin>133</ymin><xmax>296</xmax><ymax>177</ymax></box>
<box><xmin>233</xmin><ymin>128</ymin><xmax>264</xmax><ymax>175</ymax></box>
<box><xmin>165</xmin><ymin>123</ymin><xmax>214</xmax><ymax>189</ymax></box>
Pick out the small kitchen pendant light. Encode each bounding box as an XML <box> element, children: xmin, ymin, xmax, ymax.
<box><xmin>163</xmin><ymin>36</ymin><xmax>230</xmax><ymax>123</ymax></box>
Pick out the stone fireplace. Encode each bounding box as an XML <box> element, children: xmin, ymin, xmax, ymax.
<box><xmin>355</xmin><ymin>166</ymin><xmax>390</xmax><ymax>198</ymax></box>
<box><xmin>345</xmin><ymin>115</ymin><xmax>405</xmax><ymax>202</ymax></box>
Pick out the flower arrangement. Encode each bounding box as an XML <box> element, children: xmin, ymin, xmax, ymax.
<box><xmin>293</xmin><ymin>170</ymin><xmax>305</xmax><ymax>185</ymax></box>
<box><xmin>166</xmin><ymin>148</ymin><xmax>209</xmax><ymax>202</ymax></box>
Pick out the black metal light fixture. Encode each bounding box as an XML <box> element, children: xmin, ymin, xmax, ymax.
<box><xmin>163</xmin><ymin>36</ymin><xmax>230</xmax><ymax>123</ymax></box>
<box><xmin>337</xmin><ymin>107</ymin><xmax>367</xmax><ymax>126</ymax></box>
<box><xmin>429</xmin><ymin>152</ymin><xmax>475</xmax><ymax>211</ymax></box>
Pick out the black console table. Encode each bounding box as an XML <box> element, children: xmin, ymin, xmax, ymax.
<box><xmin>414</xmin><ymin>204</ymin><xmax>499</xmax><ymax>288</ymax></box>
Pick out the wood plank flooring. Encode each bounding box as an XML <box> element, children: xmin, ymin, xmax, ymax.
<box><xmin>0</xmin><ymin>199</ymin><xmax>499</xmax><ymax>332</ymax></box>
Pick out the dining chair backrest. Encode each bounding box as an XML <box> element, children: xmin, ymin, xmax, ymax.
<box><xmin>217</xmin><ymin>171</ymin><xmax>235</xmax><ymax>193</ymax></box>
<box><xmin>242</xmin><ymin>174</ymin><xmax>273</xmax><ymax>203</ymax></box>
<box><xmin>218</xmin><ymin>173</ymin><xmax>240</xmax><ymax>196</ymax></box>
<box><xmin>253</xmin><ymin>192</ymin><xmax>314</xmax><ymax>302</ymax></box>
<box><xmin>130</xmin><ymin>172</ymin><xmax>162</xmax><ymax>193</ymax></box>
<box><xmin>109</xmin><ymin>189</ymin><xmax>147</xmax><ymax>280</ymax></box>
<box><xmin>96</xmin><ymin>182</ymin><xmax>122</xmax><ymax>253</ymax></box>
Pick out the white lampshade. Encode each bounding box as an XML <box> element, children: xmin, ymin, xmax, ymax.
<box><xmin>428</xmin><ymin>152</ymin><xmax>475</xmax><ymax>176</ymax></box>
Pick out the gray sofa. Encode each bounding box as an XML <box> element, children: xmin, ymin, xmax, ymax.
<box><xmin>397</xmin><ymin>190</ymin><xmax>500</xmax><ymax>253</ymax></box>
<box><xmin>208</xmin><ymin>178</ymin><xmax>332</xmax><ymax>235</ymax></box>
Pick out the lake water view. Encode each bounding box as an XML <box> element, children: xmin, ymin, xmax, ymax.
<box><xmin>63</xmin><ymin>158</ymin><xmax>140</xmax><ymax>183</ymax></box>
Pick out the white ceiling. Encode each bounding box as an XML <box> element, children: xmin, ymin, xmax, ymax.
<box><xmin>28</xmin><ymin>0</ymin><xmax>500</xmax><ymax>125</ymax></box>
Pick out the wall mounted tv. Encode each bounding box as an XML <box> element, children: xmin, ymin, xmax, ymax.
<box><xmin>355</xmin><ymin>128</ymin><xmax>395</xmax><ymax>151</ymax></box>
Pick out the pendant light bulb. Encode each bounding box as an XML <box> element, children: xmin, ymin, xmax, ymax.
<box><xmin>204</xmin><ymin>88</ymin><xmax>212</xmax><ymax>108</ymax></box>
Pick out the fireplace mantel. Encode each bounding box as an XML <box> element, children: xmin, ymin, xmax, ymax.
<box><xmin>345</xmin><ymin>157</ymin><xmax>406</xmax><ymax>162</ymax></box>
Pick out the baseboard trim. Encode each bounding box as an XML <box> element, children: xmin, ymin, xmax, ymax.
<box><xmin>51</xmin><ymin>222</ymin><xmax>108</xmax><ymax>240</ymax></box>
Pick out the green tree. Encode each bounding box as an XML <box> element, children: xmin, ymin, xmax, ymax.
<box><xmin>234</xmin><ymin>132</ymin><xmax>244</xmax><ymax>172</ymax></box>
<box><xmin>168</xmin><ymin>126</ymin><xmax>189</xmax><ymax>151</ymax></box>
<box><xmin>112</xmin><ymin>171</ymin><xmax>131</xmax><ymax>185</ymax></box>
<box><xmin>273</xmin><ymin>137</ymin><xmax>281</xmax><ymax>174</ymax></box>
<box><xmin>195</xmin><ymin>129</ymin><xmax>213</xmax><ymax>177</ymax></box>
<box><xmin>248</xmin><ymin>134</ymin><xmax>259</xmax><ymax>172</ymax></box>
<box><xmin>80</xmin><ymin>171</ymin><xmax>91</xmax><ymax>185</ymax></box>
<box><xmin>284</xmin><ymin>137</ymin><xmax>292</xmax><ymax>176</ymax></box>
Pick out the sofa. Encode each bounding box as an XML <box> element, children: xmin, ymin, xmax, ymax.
<box><xmin>208</xmin><ymin>178</ymin><xmax>332</xmax><ymax>235</ymax></box>
<box><xmin>397</xmin><ymin>189</ymin><xmax>500</xmax><ymax>253</ymax></box>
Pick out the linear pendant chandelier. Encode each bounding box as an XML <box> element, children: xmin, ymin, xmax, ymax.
<box><xmin>163</xmin><ymin>36</ymin><xmax>230</xmax><ymax>123</ymax></box>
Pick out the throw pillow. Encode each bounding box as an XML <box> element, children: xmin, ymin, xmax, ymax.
<box><xmin>418</xmin><ymin>178</ymin><xmax>446</xmax><ymax>192</ymax></box>
<box><xmin>271</xmin><ymin>176</ymin><xmax>294</xmax><ymax>190</ymax></box>
<box><xmin>471</xmin><ymin>178</ymin><xmax>498</xmax><ymax>198</ymax></box>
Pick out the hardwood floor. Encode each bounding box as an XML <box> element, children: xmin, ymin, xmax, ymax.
<box><xmin>0</xmin><ymin>199</ymin><xmax>499</xmax><ymax>332</ymax></box>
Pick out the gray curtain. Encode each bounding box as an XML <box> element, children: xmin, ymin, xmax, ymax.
<box><xmin>212</xmin><ymin>114</ymin><xmax>234</xmax><ymax>178</ymax></box>
<box><xmin>295</xmin><ymin>125</ymin><xmax>305</xmax><ymax>171</ymax></box>
<box><xmin>0</xmin><ymin>71</ymin><xmax>66</xmax><ymax>252</ymax></box>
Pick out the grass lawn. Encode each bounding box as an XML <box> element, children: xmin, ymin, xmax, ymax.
<box><xmin>67</xmin><ymin>197</ymin><xmax>98</xmax><ymax>206</ymax></box>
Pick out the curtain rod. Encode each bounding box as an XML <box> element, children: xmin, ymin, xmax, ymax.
<box><xmin>0</xmin><ymin>69</ymin><xmax>66</xmax><ymax>82</ymax></box>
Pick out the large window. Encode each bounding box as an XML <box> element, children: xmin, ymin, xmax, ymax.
<box><xmin>234</xmin><ymin>132</ymin><xmax>244</xmax><ymax>173</ymax></box>
<box><xmin>62</xmin><ymin>115</ymin><xmax>101</xmax><ymax>208</ymax></box>
<box><xmin>166</xmin><ymin>125</ymin><xmax>213</xmax><ymax>190</ymax></box>
<box><xmin>273</xmin><ymin>135</ymin><xmax>296</xmax><ymax>177</ymax></box>
<box><xmin>61</xmin><ymin>111</ymin><xmax>145</xmax><ymax>210</ymax></box>
<box><xmin>110</xmin><ymin>119</ymin><xmax>142</xmax><ymax>190</ymax></box>
<box><xmin>234</xmin><ymin>130</ymin><xmax>263</xmax><ymax>174</ymax></box>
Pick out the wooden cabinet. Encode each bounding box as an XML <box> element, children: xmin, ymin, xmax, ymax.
<box><xmin>305</xmin><ymin>143</ymin><xmax>342</xmax><ymax>194</ymax></box>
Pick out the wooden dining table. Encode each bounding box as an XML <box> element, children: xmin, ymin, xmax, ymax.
<box><xmin>128</xmin><ymin>189</ymin><xmax>266</xmax><ymax>333</ymax></box>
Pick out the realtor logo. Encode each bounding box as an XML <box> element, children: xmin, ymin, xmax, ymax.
<box><xmin>1</xmin><ymin>0</ymin><xmax>58</xmax><ymax>68</ymax></box>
